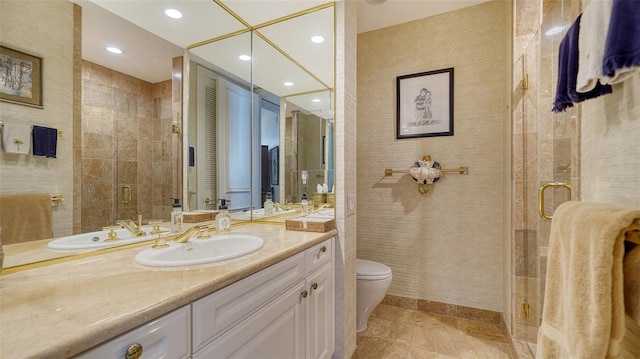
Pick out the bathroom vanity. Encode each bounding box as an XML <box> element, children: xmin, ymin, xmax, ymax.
<box><xmin>0</xmin><ymin>223</ymin><xmax>336</xmax><ymax>359</ymax></box>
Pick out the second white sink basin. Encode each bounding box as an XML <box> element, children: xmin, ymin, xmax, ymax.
<box><xmin>47</xmin><ymin>225</ymin><xmax>169</xmax><ymax>250</ymax></box>
<box><xmin>134</xmin><ymin>234</ymin><xmax>264</xmax><ymax>267</ymax></box>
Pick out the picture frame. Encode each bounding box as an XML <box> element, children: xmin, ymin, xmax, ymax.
<box><xmin>0</xmin><ymin>46</ymin><xmax>43</xmax><ymax>108</ymax></box>
<box><xmin>270</xmin><ymin>146</ymin><xmax>279</xmax><ymax>185</ymax></box>
<box><xmin>396</xmin><ymin>67</ymin><xmax>453</xmax><ymax>139</ymax></box>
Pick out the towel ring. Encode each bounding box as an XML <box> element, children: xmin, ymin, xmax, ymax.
<box><xmin>538</xmin><ymin>182</ymin><xmax>572</xmax><ymax>220</ymax></box>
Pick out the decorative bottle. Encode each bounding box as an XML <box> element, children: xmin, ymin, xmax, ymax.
<box><xmin>301</xmin><ymin>193</ymin><xmax>309</xmax><ymax>216</ymax></box>
<box><xmin>170</xmin><ymin>197</ymin><xmax>182</xmax><ymax>233</ymax></box>
<box><xmin>264</xmin><ymin>192</ymin><xmax>274</xmax><ymax>215</ymax></box>
<box><xmin>216</xmin><ymin>199</ymin><xmax>231</xmax><ymax>234</ymax></box>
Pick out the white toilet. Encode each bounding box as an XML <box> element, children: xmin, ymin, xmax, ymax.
<box><xmin>356</xmin><ymin>259</ymin><xmax>392</xmax><ymax>331</ymax></box>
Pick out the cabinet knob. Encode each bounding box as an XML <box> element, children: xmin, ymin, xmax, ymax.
<box><xmin>311</xmin><ymin>282</ymin><xmax>318</xmax><ymax>290</ymax></box>
<box><xmin>320</xmin><ymin>245</ymin><xmax>327</xmax><ymax>253</ymax></box>
<box><xmin>301</xmin><ymin>290</ymin><xmax>308</xmax><ymax>298</ymax></box>
<box><xmin>125</xmin><ymin>343</ymin><xmax>143</xmax><ymax>359</ymax></box>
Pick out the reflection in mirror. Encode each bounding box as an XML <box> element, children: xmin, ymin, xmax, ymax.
<box><xmin>186</xmin><ymin>5</ymin><xmax>335</xmax><ymax>222</ymax></box>
<box><xmin>186</xmin><ymin>31</ymin><xmax>254</xmax><ymax>214</ymax></box>
<box><xmin>282</xmin><ymin>91</ymin><xmax>335</xmax><ymax>207</ymax></box>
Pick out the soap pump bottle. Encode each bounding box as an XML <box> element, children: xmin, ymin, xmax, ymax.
<box><xmin>301</xmin><ymin>193</ymin><xmax>309</xmax><ymax>215</ymax></box>
<box><xmin>170</xmin><ymin>197</ymin><xmax>183</xmax><ymax>233</ymax></box>
<box><xmin>264</xmin><ymin>191</ymin><xmax>274</xmax><ymax>215</ymax></box>
<box><xmin>216</xmin><ymin>199</ymin><xmax>231</xmax><ymax>234</ymax></box>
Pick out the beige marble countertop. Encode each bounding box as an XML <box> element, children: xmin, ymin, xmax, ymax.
<box><xmin>0</xmin><ymin>223</ymin><xmax>336</xmax><ymax>359</ymax></box>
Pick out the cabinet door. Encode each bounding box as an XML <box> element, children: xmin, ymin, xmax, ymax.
<box><xmin>192</xmin><ymin>252</ymin><xmax>305</xmax><ymax>351</ymax></box>
<box><xmin>306</xmin><ymin>263</ymin><xmax>334</xmax><ymax>359</ymax></box>
<box><xmin>194</xmin><ymin>281</ymin><xmax>307</xmax><ymax>359</ymax></box>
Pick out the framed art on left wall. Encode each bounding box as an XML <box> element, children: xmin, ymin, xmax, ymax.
<box><xmin>0</xmin><ymin>46</ymin><xmax>43</xmax><ymax>108</ymax></box>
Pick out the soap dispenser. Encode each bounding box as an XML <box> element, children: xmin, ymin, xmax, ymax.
<box><xmin>170</xmin><ymin>197</ymin><xmax>183</xmax><ymax>233</ymax></box>
<box><xmin>264</xmin><ymin>191</ymin><xmax>274</xmax><ymax>216</ymax></box>
<box><xmin>301</xmin><ymin>193</ymin><xmax>309</xmax><ymax>216</ymax></box>
<box><xmin>216</xmin><ymin>199</ymin><xmax>231</xmax><ymax>234</ymax></box>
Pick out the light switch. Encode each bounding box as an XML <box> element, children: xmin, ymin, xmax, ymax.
<box><xmin>347</xmin><ymin>194</ymin><xmax>355</xmax><ymax>216</ymax></box>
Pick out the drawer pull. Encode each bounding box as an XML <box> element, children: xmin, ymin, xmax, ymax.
<box><xmin>125</xmin><ymin>343</ymin><xmax>143</xmax><ymax>359</ymax></box>
<box><xmin>320</xmin><ymin>245</ymin><xmax>327</xmax><ymax>253</ymax></box>
<box><xmin>311</xmin><ymin>282</ymin><xmax>318</xmax><ymax>290</ymax></box>
<box><xmin>301</xmin><ymin>290</ymin><xmax>308</xmax><ymax>298</ymax></box>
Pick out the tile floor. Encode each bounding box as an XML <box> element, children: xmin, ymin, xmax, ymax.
<box><xmin>354</xmin><ymin>304</ymin><xmax>514</xmax><ymax>359</ymax></box>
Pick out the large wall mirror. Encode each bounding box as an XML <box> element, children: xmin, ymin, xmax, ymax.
<box><xmin>184</xmin><ymin>2</ymin><xmax>335</xmax><ymax>222</ymax></box>
<box><xmin>2</xmin><ymin>0</ymin><xmax>335</xmax><ymax>271</ymax></box>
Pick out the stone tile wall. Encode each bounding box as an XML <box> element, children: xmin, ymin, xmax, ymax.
<box><xmin>80</xmin><ymin>61</ymin><xmax>179</xmax><ymax>232</ymax></box>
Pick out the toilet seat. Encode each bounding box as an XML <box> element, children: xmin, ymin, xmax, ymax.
<box><xmin>357</xmin><ymin>259</ymin><xmax>392</xmax><ymax>280</ymax></box>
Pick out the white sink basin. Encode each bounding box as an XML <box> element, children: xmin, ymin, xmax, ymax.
<box><xmin>47</xmin><ymin>225</ymin><xmax>169</xmax><ymax>250</ymax></box>
<box><xmin>134</xmin><ymin>234</ymin><xmax>264</xmax><ymax>267</ymax></box>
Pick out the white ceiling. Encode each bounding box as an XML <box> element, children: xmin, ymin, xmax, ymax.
<box><xmin>75</xmin><ymin>0</ymin><xmax>490</xmax><ymax>87</ymax></box>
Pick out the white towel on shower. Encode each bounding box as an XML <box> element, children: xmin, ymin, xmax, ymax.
<box><xmin>576</xmin><ymin>0</ymin><xmax>613</xmax><ymax>93</ymax></box>
<box><xmin>2</xmin><ymin>121</ymin><xmax>31</xmax><ymax>155</ymax></box>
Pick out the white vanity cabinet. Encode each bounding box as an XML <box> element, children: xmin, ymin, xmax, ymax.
<box><xmin>193</xmin><ymin>237</ymin><xmax>335</xmax><ymax>359</ymax></box>
<box><xmin>71</xmin><ymin>237</ymin><xmax>334</xmax><ymax>359</ymax></box>
<box><xmin>74</xmin><ymin>306</ymin><xmax>191</xmax><ymax>359</ymax></box>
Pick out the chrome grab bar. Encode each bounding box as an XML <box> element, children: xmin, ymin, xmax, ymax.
<box><xmin>538</xmin><ymin>182</ymin><xmax>571</xmax><ymax>220</ymax></box>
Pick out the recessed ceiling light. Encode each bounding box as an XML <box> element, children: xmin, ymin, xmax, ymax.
<box><xmin>165</xmin><ymin>9</ymin><xmax>182</xmax><ymax>19</ymax></box>
<box><xmin>366</xmin><ymin>0</ymin><xmax>386</xmax><ymax>4</ymax></box>
<box><xmin>284</xmin><ymin>82</ymin><xmax>294</xmax><ymax>87</ymax></box>
<box><xmin>239</xmin><ymin>55</ymin><xmax>251</xmax><ymax>61</ymax></box>
<box><xmin>311</xmin><ymin>35</ymin><xmax>324</xmax><ymax>44</ymax></box>
<box><xmin>106</xmin><ymin>47</ymin><xmax>122</xmax><ymax>54</ymax></box>
<box><xmin>312</xmin><ymin>99</ymin><xmax>321</xmax><ymax>103</ymax></box>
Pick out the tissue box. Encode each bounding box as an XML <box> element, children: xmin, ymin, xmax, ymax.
<box><xmin>182</xmin><ymin>211</ymin><xmax>217</xmax><ymax>223</ymax></box>
<box><xmin>285</xmin><ymin>216</ymin><xmax>336</xmax><ymax>233</ymax></box>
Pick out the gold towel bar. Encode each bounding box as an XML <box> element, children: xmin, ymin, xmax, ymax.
<box><xmin>384</xmin><ymin>166</ymin><xmax>468</xmax><ymax>176</ymax></box>
<box><xmin>0</xmin><ymin>120</ymin><xmax>63</xmax><ymax>137</ymax></box>
<box><xmin>51</xmin><ymin>195</ymin><xmax>64</xmax><ymax>203</ymax></box>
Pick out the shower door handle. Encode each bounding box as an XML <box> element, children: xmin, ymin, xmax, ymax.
<box><xmin>121</xmin><ymin>186</ymin><xmax>132</xmax><ymax>205</ymax></box>
<box><xmin>538</xmin><ymin>182</ymin><xmax>571</xmax><ymax>220</ymax></box>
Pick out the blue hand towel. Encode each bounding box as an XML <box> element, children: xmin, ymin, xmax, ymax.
<box><xmin>602</xmin><ymin>0</ymin><xmax>640</xmax><ymax>83</ymax></box>
<box><xmin>552</xmin><ymin>14</ymin><xmax>612</xmax><ymax>113</ymax></box>
<box><xmin>32</xmin><ymin>125</ymin><xmax>58</xmax><ymax>158</ymax></box>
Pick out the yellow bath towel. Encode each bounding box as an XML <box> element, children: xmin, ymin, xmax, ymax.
<box><xmin>0</xmin><ymin>193</ymin><xmax>53</xmax><ymax>245</ymax></box>
<box><xmin>624</xmin><ymin>242</ymin><xmax>640</xmax><ymax>326</ymax></box>
<box><xmin>536</xmin><ymin>201</ymin><xmax>640</xmax><ymax>359</ymax></box>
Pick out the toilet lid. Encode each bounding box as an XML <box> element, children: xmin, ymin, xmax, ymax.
<box><xmin>357</xmin><ymin>259</ymin><xmax>392</xmax><ymax>280</ymax></box>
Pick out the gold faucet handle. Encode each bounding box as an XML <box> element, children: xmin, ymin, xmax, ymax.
<box><xmin>196</xmin><ymin>227</ymin><xmax>212</xmax><ymax>239</ymax></box>
<box><xmin>148</xmin><ymin>220</ymin><xmax>163</xmax><ymax>235</ymax></box>
<box><xmin>151</xmin><ymin>231</ymin><xmax>170</xmax><ymax>249</ymax></box>
<box><xmin>102</xmin><ymin>225</ymin><xmax>123</xmax><ymax>242</ymax></box>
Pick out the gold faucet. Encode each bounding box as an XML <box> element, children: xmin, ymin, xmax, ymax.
<box><xmin>117</xmin><ymin>215</ymin><xmax>146</xmax><ymax>237</ymax></box>
<box><xmin>311</xmin><ymin>203</ymin><xmax>329</xmax><ymax>214</ymax></box>
<box><xmin>273</xmin><ymin>202</ymin><xmax>290</xmax><ymax>212</ymax></box>
<box><xmin>166</xmin><ymin>225</ymin><xmax>213</xmax><ymax>244</ymax></box>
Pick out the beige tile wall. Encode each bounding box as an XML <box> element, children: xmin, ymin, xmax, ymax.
<box><xmin>0</xmin><ymin>0</ymin><xmax>75</xmax><ymax>237</ymax></box>
<box><xmin>356</xmin><ymin>0</ymin><xmax>509</xmax><ymax>313</ymax></box>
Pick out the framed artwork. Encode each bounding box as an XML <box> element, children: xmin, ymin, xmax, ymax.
<box><xmin>270</xmin><ymin>146</ymin><xmax>279</xmax><ymax>185</ymax></box>
<box><xmin>0</xmin><ymin>46</ymin><xmax>43</xmax><ymax>108</ymax></box>
<box><xmin>396</xmin><ymin>67</ymin><xmax>453</xmax><ymax>139</ymax></box>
